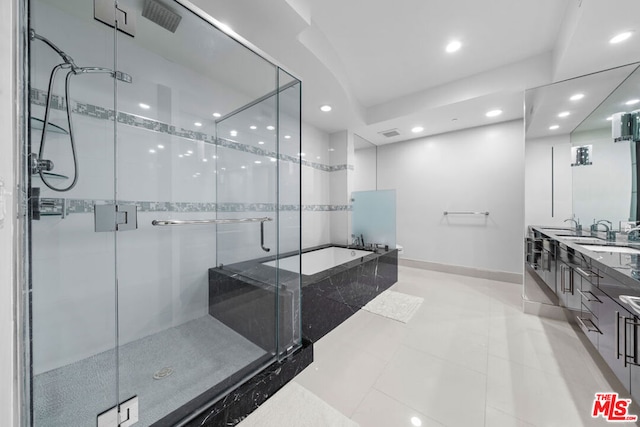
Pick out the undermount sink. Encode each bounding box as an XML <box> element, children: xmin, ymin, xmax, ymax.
<box><xmin>557</xmin><ymin>235</ymin><xmax>604</xmax><ymax>244</ymax></box>
<box><xmin>577</xmin><ymin>244</ymin><xmax>640</xmax><ymax>254</ymax></box>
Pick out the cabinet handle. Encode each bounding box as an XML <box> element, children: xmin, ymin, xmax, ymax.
<box><xmin>617</xmin><ymin>311</ymin><xmax>621</xmax><ymax>360</ymax></box>
<box><xmin>624</xmin><ymin>317</ymin><xmax>640</xmax><ymax>367</ymax></box>
<box><xmin>576</xmin><ymin>316</ymin><xmax>602</xmax><ymax>334</ymax></box>
<box><xmin>577</xmin><ymin>289</ymin><xmax>602</xmax><ymax>303</ymax></box>
<box><xmin>575</xmin><ymin>267</ymin><xmax>599</xmax><ymax>279</ymax></box>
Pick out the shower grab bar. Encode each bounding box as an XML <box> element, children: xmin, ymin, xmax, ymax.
<box><xmin>151</xmin><ymin>217</ymin><xmax>273</xmax><ymax>252</ymax></box>
<box><xmin>443</xmin><ymin>211</ymin><xmax>489</xmax><ymax>216</ymax></box>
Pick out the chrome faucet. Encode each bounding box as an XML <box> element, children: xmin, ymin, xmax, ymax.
<box><xmin>564</xmin><ymin>218</ymin><xmax>581</xmax><ymax>231</ymax></box>
<box><xmin>628</xmin><ymin>226</ymin><xmax>640</xmax><ymax>242</ymax></box>
<box><xmin>593</xmin><ymin>220</ymin><xmax>617</xmax><ymax>241</ymax></box>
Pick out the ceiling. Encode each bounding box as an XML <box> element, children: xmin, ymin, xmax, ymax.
<box><xmin>183</xmin><ymin>0</ymin><xmax>640</xmax><ymax>144</ymax></box>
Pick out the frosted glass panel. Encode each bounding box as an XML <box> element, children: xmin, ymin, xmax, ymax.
<box><xmin>352</xmin><ymin>190</ymin><xmax>396</xmax><ymax>247</ymax></box>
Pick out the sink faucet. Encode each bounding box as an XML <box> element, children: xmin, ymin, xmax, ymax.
<box><xmin>564</xmin><ymin>218</ymin><xmax>581</xmax><ymax>231</ymax></box>
<box><xmin>628</xmin><ymin>226</ymin><xmax>640</xmax><ymax>242</ymax></box>
<box><xmin>593</xmin><ymin>220</ymin><xmax>616</xmax><ymax>241</ymax></box>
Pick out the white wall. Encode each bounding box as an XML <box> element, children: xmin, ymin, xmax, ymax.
<box><xmin>353</xmin><ymin>146</ymin><xmax>377</xmax><ymax>192</ymax></box>
<box><xmin>377</xmin><ymin>120</ymin><xmax>525</xmax><ymax>274</ymax></box>
<box><xmin>571</xmin><ymin>128</ymin><xmax>632</xmax><ymax>225</ymax></box>
<box><xmin>525</xmin><ymin>134</ymin><xmax>573</xmax><ymax>228</ymax></box>
<box><xmin>0</xmin><ymin>0</ymin><xmax>16</xmax><ymax>423</ymax></box>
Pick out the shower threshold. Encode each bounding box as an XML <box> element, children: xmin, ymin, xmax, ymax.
<box><xmin>33</xmin><ymin>316</ymin><xmax>267</xmax><ymax>427</ymax></box>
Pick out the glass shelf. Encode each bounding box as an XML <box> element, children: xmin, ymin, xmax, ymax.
<box><xmin>30</xmin><ymin>117</ymin><xmax>69</xmax><ymax>135</ymax></box>
<box><xmin>32</xmin><ymin>172</ymin><xmax>69</xmax><ymax>180</ymax></box>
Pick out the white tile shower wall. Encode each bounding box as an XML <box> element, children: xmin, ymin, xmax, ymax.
<box><xmin>0</xmin><ymin>0</ymin><xmax>16</xmax><ymax>423</ymax></box>
<box><xmin>377</xmin><ymin>120</ymin><xmax>525</xmax><ymax>274</ymax></box>
<box><xmin>329</xmin><ymin>131</ymin><xmax>352</xmax><ymax>244</ymax></box>
<box><xmin>525</xmin><ymin>134</ymin><xmax>573</xmax><ymax>228</ymax></box>
<box><xmin>302</xmin><ymin>123</ymin><xmax>331</xmax><ymax>248</ymax></box>
<box><xmin>571</xmin><ymin>128</ymin><xmax>632</xmax><ymax>224</ymax></box>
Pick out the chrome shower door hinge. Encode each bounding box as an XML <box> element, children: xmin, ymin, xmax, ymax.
<box><xmin>97</xmin><ymin>396</ymin><xmax>139</xmax><ymax>427</ymax></box>
<box><xmin>95</xmin><ymin>204</ymin><xmax>138</xmax><ymax>232</ymax></box>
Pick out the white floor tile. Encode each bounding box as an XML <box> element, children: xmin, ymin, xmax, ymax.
<box><xmin>294</xmin><ymin>338</ymin><xmax>388</xmax><ymax>417</ymax></box>
<box><xmin>373</xmin><ymin>345</ymin><xmax>487</xmax><ymax>427</ymax></box>
<box><xmin>351</xmin><ymin>389</ymin><xmax>445</xmax><ymax>427</ymax></box>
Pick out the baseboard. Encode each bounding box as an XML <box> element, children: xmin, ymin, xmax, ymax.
<box><xmin>522</xmin><ymin>299</ymin><xmax>569</xmax><ymax>321</ymax></box>
<box><xmin>399</xmin><ymin>257</ymin><xmax>522</xmax><ymax>284</ymax></box>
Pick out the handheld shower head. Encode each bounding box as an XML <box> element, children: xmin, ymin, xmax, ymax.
<box><xmin>30</xmin><ymin>29</ymin><xmax>78</xmax><ymax>70</ymax></box>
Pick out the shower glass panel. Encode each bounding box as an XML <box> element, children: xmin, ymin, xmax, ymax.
<box><xmin>26</xmin><ymin>0</ymin><xmax>301</xmax><ymax>426</ymax></box>
<box><xmin>29</xmin><ymin>0</ymin><xmax>118</xmax><ymax>425</ymax></box>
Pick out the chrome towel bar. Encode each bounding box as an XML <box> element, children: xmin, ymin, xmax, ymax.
<box><xmin>443</xmin><ymin>211</ymin><xmax>489</xmax><ymax>216</ymax></box>
<box><xmin>151</xmin><ymin>217</ymin><xmax>273</xmax><ymax>226</ymax></box>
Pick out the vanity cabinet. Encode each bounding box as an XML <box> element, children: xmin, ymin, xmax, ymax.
<box><xmin>555</xmin><ymin>244</ymin><xmax>594</xmax><ymax>312</ymax></box>
<box><xmin>525</xmin><ymin>232</ymin><xmax>556</xmax><ymax>292</ymax></box>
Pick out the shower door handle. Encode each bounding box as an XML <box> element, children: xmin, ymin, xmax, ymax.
<box><xmin>260</xmin><ymin>220</ymin><xmax>270</xmax><ymax>252</ymax></box>
<box><xmin>152</xmin><ymin>217</ymin><xmax>273</xmax><ymax>252</ymax></box>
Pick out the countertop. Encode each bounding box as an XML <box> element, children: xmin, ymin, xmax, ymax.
<box><xmin>530</xmin><ymin>225</ymin><xmax>640</xmax><ymax>296</ymax></box>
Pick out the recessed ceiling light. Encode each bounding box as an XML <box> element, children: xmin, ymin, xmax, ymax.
<box><xmin>558</xmin><ymin>111</ymin><xmax>570</xmax><ymax>118</ymax></box>
<box><xmin>626</xmin><ymin>99</ymin><xmax>640</xmax><ymax>106</ymax></box>
<box><xmin>202</xmin><ymin>158</ymin><xmax>208</xmax><ymax>162</ymax></box>
<box><xmin>230</xmin><ymin>130</ymin><xmax>238</xmax><ymax>136</ymax></box>
<box><xmin>258</xmin><ymin>141</ymin><xmax>265</xmax><ymax>145</ymax></box>
<box><xmin>270</xmin><ymin>157</ymin><xmax>277</xmax><ymax>162</ymax></box>
<box><xmin>178</xmin><ymin>154</ymin><xmax>183</xmax><ymax>158</ymax></box>
<box><xmin>212</xmin><ymin>112</ymin><xmax>221</xmax><ymax>118</ymax></box>
<box><xmin>194</xmin><ymin>122</ymin><xmax>202</xmax><ymax>127</ymax></box>
<box><xmin>187</xmin><ymin>150</ymin><xmax>193</xmax><ymax>154</ymax></box>
<box><xmin>328</xmin><ymin>148</ymin><xmax>335</xmax><ymax>152</ymax></box>
<box><xmin>610</xmin><ymin>31</ymin><xmax>633</xmax><ymax>44</ymax></box>
<box><xmin>298</xmin><ymin>152</ymin><xmax>306</xmax><ymax>157</ymax></box>
<box><xmin>284</xmin><ymin>135</ymin><xmax>291</xmax><ymax>139</ymax></box>
<box><xmin>445</xmin><ymin>40</ymin><xmax>462</xmax><ymax>53</ymax></box>
<box><xmin>486</xmin><ymin>109</ymin><xmax>502</xmax><ymax>117</ymax></box>
<box><xmin>411</xmin><ymin>126</ymin><xmax>424</xmax><ymax>133</ymax></box>
<box><xmin>549</xmin><ymin>125</ymin><xmax>560</xmax><ymax>130</ymax></box>
<box><xmin>316</xmin><ymin>156</ymin><xmax>321</xmax><ymax>160</ymax></box>
<box><xmin>241</xmin><ymin>165</ymin><xmax>246</xmax><ymax>169</ymax></box>
<box><xmin>149</xmin><ymin>149</ymin><xmax>156</xmax><ymax>153</ymax></box>
<box><xmin>570</xmin><ymin>93</ymin><xmax>584</xmax><ymax>101</ymax></box>
<box><xmin>266</xmin><ymin>125</ymin><xmax>275</xmax><ymax>130</ymax></box>
<box><xmin>250</xmin><ymin>125</ymin><xmax>257</xmax><ymax>130</ymax></box>
<box><xmin>320</xmin><ymin>105</ymin><xmax>332</xmax><ymax>112</ymax></box>
<box><xmin>411</xmin><ymin>417</ymin><xmax>423</xmax><ymax>427</ymax></box>
<box><xmin>157</xmin><ymin>144</ymin><xmax>164</xmax><ymax>149</ymax></box>
<box><xmin>254</xmin><ymin>160</ymin><xmax>261</xmax><ymax>164</ymax></box>
<box><xmin>606</xmin><ymin>116</ymin><xmax>613</xmax><ymax>121</ymax></box>
<box><xmin>139</xmin><ymin>103</ymin><xmax>150</xmax><ymax>110</ymax></box>
<box><xmin>212</xmin><ymin>155</ymin><xmax>218</xmax><ymax>159</ymax></box>
<box><xmin>221</xmin><ymin>167</ymin><xmax>226</xmax><ymax>170</ymax></box>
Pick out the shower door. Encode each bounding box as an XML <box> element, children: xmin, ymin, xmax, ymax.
<box><xmin>112</xmin><ymin>1</ymin><xmax>283</xmax><ymax>425</ymax></box>
<box><xmin>28</xmin><ymin>0</ymin><xmax>299</xmax><ymax>426</ymax></box>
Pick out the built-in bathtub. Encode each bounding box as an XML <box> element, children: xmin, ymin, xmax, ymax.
<box><xmin>263</xmin><ymin>246</ymin><xmax>373</xmax><ymax>275</ymax></box>
<box><xmin>208</xmin><ymin>244</ymin><xmax>398</xmax><ymax>346</ymax></box>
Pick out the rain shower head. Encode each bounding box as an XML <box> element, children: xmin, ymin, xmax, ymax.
<box><xmin>142</xmin><ymin>0</ymin><xmax>182</xmax><ymax>33</ymax></box>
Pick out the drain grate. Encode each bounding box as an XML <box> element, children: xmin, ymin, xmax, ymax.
<box><xmin>153</xmin><ymin>367</ymin><xmax>174</xmax><ymax>380</ymax></box>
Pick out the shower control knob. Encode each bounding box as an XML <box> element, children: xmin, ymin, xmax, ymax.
<box><xmin>38</xmin><ymin>159</ymin><xmax>54</xmax><ymax>172</ymax></box>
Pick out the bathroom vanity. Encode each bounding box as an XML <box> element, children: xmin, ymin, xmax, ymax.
<box><xmin>526</xmin><ymin>226</ymin><xmax>640</xmax><ymax>399</ymax></box>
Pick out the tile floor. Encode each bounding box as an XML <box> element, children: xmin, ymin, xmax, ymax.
<box><xmin>240</xmin><ymin>266</ymin><xmax>640</xmax><ymax>427</ymax></box>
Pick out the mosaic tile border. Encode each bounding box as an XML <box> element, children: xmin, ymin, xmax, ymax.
<box><xmin>39</xmin><ymin>199</ymin><xmax>351</xmax><ymax>216</ymax></box>
<box><xmin>31</xmin><ymin>88</ymin><xmax>354</xmax><ymax>173</ymax></box>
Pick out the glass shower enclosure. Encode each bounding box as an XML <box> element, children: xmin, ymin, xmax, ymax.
<box><xmin>24</xmin><ymin>0</ymin><xmax>301</xmax><ymax>425</ymax></box>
